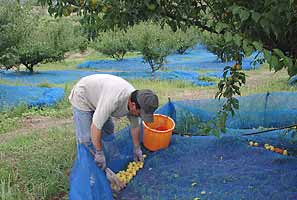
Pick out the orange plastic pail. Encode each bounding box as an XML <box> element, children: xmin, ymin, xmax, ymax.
<box><xmin>143</xmin><ymin>114</ymin><xmax>175</xmax><ymax>151</ymax></box>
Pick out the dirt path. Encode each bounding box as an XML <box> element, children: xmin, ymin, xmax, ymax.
<box><xmin>0</xmin><ymin>116</ymin><xmax>73</xmax><ymax>144</ymax></box>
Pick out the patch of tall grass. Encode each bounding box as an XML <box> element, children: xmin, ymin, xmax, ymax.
<box><xmin>0</xmin><ymin>125</ymin><xmax>76</xmax><ymax>199</ymax></box>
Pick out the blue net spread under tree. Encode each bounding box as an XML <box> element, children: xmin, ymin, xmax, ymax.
<box><xmin>70</xmin><ymin>92</ymin><xmax>297</xmax><ymax>200</ymax></box>
<box><xmin>0</xmin><ymin>70</ymin><xmax>97</xmax><ymax>84</ymax></box>
<box><xmin>77</xmin><ymin>45</ymin><xmax>262</xmax><ymax>72</ymax></box>
<box><xmin>0</xmin><ymin>84</ymin><xmax>65</xmax><ymax>110</ymax></box>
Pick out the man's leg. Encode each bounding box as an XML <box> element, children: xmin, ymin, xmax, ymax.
<box><xmin>72</xmin><ymin>106</ymin><xmax>94</xmax><ymax>144</ymax></box>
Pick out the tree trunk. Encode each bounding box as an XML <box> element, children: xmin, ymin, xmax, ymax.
<box><xmin>27</xmin><ymin>65</ymin><xmax>34</xmax><ymax>73</ymax></box>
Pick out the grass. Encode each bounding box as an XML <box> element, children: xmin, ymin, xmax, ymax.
<box><xmin>0</xmin><ymin>125</ymin><xmax>76</xmax><ymax>200</ymax></box>
<box><xmin>241</xmin><ymin>66</ymin><xmax>297</xmax><ymax>95</ymax></box>
<box><xmin>198</xmin><ymin>75</ymin><xmax>219</xmax><ymax>83</ymax></box>
<box><xmin>1</xmin><ymin>51</ymin><xmax>297</xmax><ymax>199</ymax></box>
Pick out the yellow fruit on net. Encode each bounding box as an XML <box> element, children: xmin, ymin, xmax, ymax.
<box><xmin>116</xmin><ymin>155</ymin><xmax>147</xmax><ymax>187</ymax></box>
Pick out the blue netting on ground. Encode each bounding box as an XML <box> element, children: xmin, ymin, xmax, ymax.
<box><xmin>70</xmin><ymin>92</ymin><xmax>297</xmax><ymax>200</ymax></box>
<box><xmin>0</xmin><ymin>70</ymin><xmax>97</xmax><ymax>84</ymax></box>
<box><xmin>78</xmin><ymin>45</ymin><xmax>262</xmax><ymax>71</ymax></box>
<box><xmin>70</xmin><ymin>144</ymin><xmax>113</xmax><ymax>200</ymax></box>
<box><xmin>0</xmin><ymin>70</ymin><xmax>214</xmax><ymax>86</ymax></box>
<box><xmin>119</xmin><ymin>135</ymin><xmax>297</xmax><ymax>200</ymax></box>
<box><xmin>0</xmin><ymin>84</ymin><xmax>65</xmax><ymax>110</ymax></box>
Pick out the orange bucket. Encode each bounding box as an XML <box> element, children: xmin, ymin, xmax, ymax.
<box><xmin>143</xmin><ymin>114</ymin><xmax>175</xmax><ymax>151</ymax></box>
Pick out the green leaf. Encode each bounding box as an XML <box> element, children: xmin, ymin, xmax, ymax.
<box><xmin>243</xmin><ymin>40</ymin><xmax>253</xmax><ymax>56</ymax></box>
<box><xmin>206</xmin><ymin>19</ymin><xmax>214</xmax><ymax>27</ymax></box>
<box><xmin>218</xmin><ymin>81</ymin><xmax>224</xmax><ymax>88</ymax></box>
<box><xmin>233</xmin><ymin>35</ymin><xmax>242</xmax><ymax>47</ymax></box>
<box><xmin>239</xmin><ymin>10</ymin><xmax>250</xmax><ymax>22</ymax></box>
<box><xmin>224</xmin><ymin>32</ymin><xmax>232</xmax><ymax>43</ymax></box>
<box><xmin>232</xmin><ymin>98</ymin><xmax>239</xmax><ymax>109</ymax></box>
<box><xmin>263</xmin><ymin>50</ymin><xmax>272</xmax><ymax>63</ymax></box>
<box><xmin>215</xmin><ymin>22</ymin><xmax>228</xmax><ymax>33</ymax></box>
<box><xmin>272</xmin><ymin>48</ymin><xmax>285</xmax><ymax>58</ymax></box>
<box><xmin>232</xmin><ymin>84</ymin><xmax>240</xmax><ymax>91</ymax></box>
<box><xmin>259</xmin><ymin>19</ymin><xmax>270</xmax><ymax>35</ymax></box>
<box><xmin>252</xmin><ymin>41</ymin><xmax>262</xmax><ymax>50</ymax></box>
<box><xmin>286</xmin><ymin>57</ymin><xmax>293</xmax><ymax>69</ymax></box>
<box><xmin>224</xmin><ymin>87</ymin><xmax>233</xmax><ymax>98</ymax></box>
<box><xmin>230</xmin><ymin>5</ymin><xmax>241</xmax><ymax>15</ymax></box>
<box><xmin>270</xmin><ymin>55</ymin><xmax>282</xmax><ymax>71</ymax></box>
<box><xmin>251</xmin><ymin>11</ymin><xmax>261</xmax><ymax>22</ymax></box>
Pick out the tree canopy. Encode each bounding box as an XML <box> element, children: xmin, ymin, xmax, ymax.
<box><xmin>0</xmin><ymin>2</ymin><xmax>87</xmax><ymax>72</ymax></box>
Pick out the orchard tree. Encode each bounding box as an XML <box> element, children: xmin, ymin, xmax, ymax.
<box><xmin>0</xmin><ymin>3</ymin><xmax>87</xmax><ymax>72</ymax></box>
<box><xmin>174</xmin><ymin>27</ymin><xmax>200</xmax><ymax>54</ymax></box>
<box><xmin>18</xmin><ymin>16</ymin><xmax>87</xmax><ymax>72</ymax></box>
<box><xmin>0</xmin><ymin>2</ymin><xmax>25</xmax><ymax>69</ymax></box>
<box><xmin>92</xmin><ymin>28</ymin><xmax>132</xmax><ymax>60</ymax></box>
<box><xmin>127</xmin><ymin>21</ymin><xmax>178</xmax><ymax>75</ymax></box>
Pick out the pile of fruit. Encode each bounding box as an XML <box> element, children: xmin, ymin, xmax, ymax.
<box><xmin>248</xmin><ymin>141</ymin><xmax>288</xmax><ymax>155</ymax></box>
<box><xmin>116</xmin><ymin>160</ymin><xmax>144</xmax><ymax>185</ymax></box>
<box><xmin>114</xmin><ymin>154</ymin><xmax>147</xmax><ymax>188</ymax></box>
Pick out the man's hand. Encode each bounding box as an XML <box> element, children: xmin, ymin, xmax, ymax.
<box><xmin>134</xmin><ymin>145</ymin><xmax>144</xmax><ymax>162</ymax></box>
<box><xmin>105</xmin><ymin>168</ymin><xmax>126</xmax><ymax>192</ymax></box>
<box><xmin>94</xmin><ymin>149</ymin><xmax>106</xmax><ymax>170</ymax></box>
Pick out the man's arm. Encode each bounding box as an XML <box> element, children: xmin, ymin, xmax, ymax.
<box><xmin>91</xmin><ymin>123</ymin><xmax>103</xmax><ymax>150</ymax></box>
<box><xmin>91</xmin><ymin>123</ymin><xmax>107</xmax><ymax>169</ymax></box>
<box><xmin>131</xmin><ymin>126</ymin><xmax>141</xmax><ymax>147</ymax></box>
<box><xmin>131</xmin><ymin>126</ymin><xmax>144</xmax><ymax>162</ymax></box>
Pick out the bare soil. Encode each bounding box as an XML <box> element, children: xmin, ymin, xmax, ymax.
<box><xmin>1</xmin><ymin>116</ymin><xmax>73</xmax><ymax>144</ymax></box>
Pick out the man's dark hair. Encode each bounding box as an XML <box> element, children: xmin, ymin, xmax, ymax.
<box><xmin>131</xmin><ymin>90</ymin><xmax>141</xmax><ymax>109</ymax></box>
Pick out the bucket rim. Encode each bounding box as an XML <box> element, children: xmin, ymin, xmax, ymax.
<box><xmin>142</xmin><ymin>114</ymin><xmax>176</xmax><ymax>133</ymax></box>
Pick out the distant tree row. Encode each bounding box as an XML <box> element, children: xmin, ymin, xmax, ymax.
<box><xmin>92</xmin><ymin>21</ymin><xmax>200</xmax><ymax>74</ymax></box>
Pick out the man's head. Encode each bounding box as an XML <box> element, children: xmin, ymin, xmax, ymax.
<box><xmin>129</xmin><ymin>89</ymin><xmax>159</xmax><ymax>122</ymax></box>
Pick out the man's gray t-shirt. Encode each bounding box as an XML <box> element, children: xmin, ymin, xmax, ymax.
<box><xmin>69</xmin><ymin>74</ymin><xmax>140</xmax><ymax>129</ymax></box>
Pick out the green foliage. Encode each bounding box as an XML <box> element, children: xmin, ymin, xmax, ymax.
<box><xmin>92</xmin><ymin>28</ymin><xmax>132</xmax><ymax>60</ymax></box>
<box><xmin>0</xmin><ymin>3</ymin><xmax>87</xmax><ymax>72</ymax></box>
<box><xmin>174</xmin><ymin>27</ymin><xmax>200</xmax><ymax>54</ymax></box>
<box><xmin>202</xmin><ymin>31</ymin><xmax>243</xmax><ymax>62</ymax></box>
<box><xmin>127</xmin><ymin>21</ymin><xmax>178</xmax><ymax>74</ymax></box>
<box><xmin>17</xmin><ymin>16</ymin><xmax>87</xmax><ymax>72</ymax></box>
<box><xmin>0</xmin><ymin>126</ymin><xmax>76</xmax><ymax>199</ymax></box>
<box><xmin>0</xmin><ymin>171</ymin><xmax>24</xmax><ymax>200</ymax></box>
<box><xmin>38</xmin><ymin>0</ymin><xmax>297</xmax><ymax>76</ymax></box>
<box><xmin>226</xmin><ymin>2</ymin><xmax>297</xmax><ymax>77</ymax></box>
<box><xmin>174</xmin><ymin>111</ymin><xmax>209</xmax><ymax>136</ymax></box>
<box><xmin>0</xmin><ymin>2</ymin><xmax>24</xmax><ymax>68</ymax></box>
<box><xmin>216</xmin><ymin>65</ymin><xmax>246</xmax><ymax>113</ymax></box>
<box><xmin>0</xmin><ymin>104</ymin><xmax>29</xmax><ymax>134</ymax></box>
